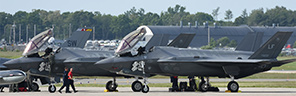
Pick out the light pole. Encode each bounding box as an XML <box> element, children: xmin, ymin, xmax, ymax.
<box><xmin>26</xmin><ymin>25</ymin><xmax>29</xmax><ymax>43</ymax></box>
<box><xmin>19</xmin><ymin>24</ymin><xmax>21</xmax><ymax>44</ymax></box>
<box><xmin>93</xmin><ymin>27</ymin><xmax>95</xmax><ymax>40</ymax></box>
<box><xmin>69</xmin><ymin>23</ymin><xmax>71</xmax><ymax>37</ymax></box>
<box><xmin>9</xmin><ymin>25</ymin><xmax>12</xmax><ymax>44</ymax></box>
<box><xmin>12</xmin><ymin>22</ymin><xmax>16</xmax><ymax>45</ymax></box>
<box><xmin>34</xmin><ymin>24</ymin><xmax>36</xmax><ymax>36</ymax></box>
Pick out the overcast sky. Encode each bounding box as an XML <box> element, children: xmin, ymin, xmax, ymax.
<box><xmin>1</xmin><ymin>0</ymin><xmax>296</xmax><ymax>21</ymax></box>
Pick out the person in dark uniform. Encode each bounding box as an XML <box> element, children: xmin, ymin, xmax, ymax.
<box><xmin>137</xmin><ymin>46</ymin><xmax>145</xmax><ymax>56</ymax></box>
<box><xmin>170</xmin><ymin>76</ymin><xmax>178</xmax><ymax>91</ymax></box>
<box><xmin>68</xmin><ymin>68</ymin><xmax>77</xmax><ymax>93</ymax></box>
<box><xmin>42</xmin><ymin>48</ymin><xmax>53</xmax><ymax>58</ymax></box>
<box><xmin>42</xmin><ymin>47</ymin><xmax>55</xmax><ymax>75</ymax></box>
<box><xmin>58</xmin><ymin>67</ymin><xmax>70</xmax><ymax>93</ymax></box>
<box><xmin>188</xmin><ymin>76</ymin><xmax>197</xmax><ymax>90</ymax></box>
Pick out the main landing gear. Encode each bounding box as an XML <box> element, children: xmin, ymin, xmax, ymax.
<box><xmin>198</xmin><ymin>76</ymin><xmax>239</xmax><ymax>92</ymax></box>
<box><xmin>130</xmin><ymin>77</ymin><xmax>149</xmax><ymax>93</ymax></box>
<box><xmin>198</xmin><ymin>77</ymin><xmax>219</xmax><ymax>92</ymax></box>
<box><xmin>131</xmin><ymin>60</ymin><xmax>149</xmax><ymax>93</ymax></box>
<box><xmin>227</xmin><ymin>76</ymin><xmax>239</xmax><ymax>92</ymax></box>
<box><xmin>131</xmin><ymin>78</ymin><xmax>142</xmax><ymax>92</ymax></box>
<box><xmin>106</xmin><ymin>77</ymin><xmax>118</xmax><ymax>91</ymax></box>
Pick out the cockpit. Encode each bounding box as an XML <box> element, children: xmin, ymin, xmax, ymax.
<box><xmin>22</xmin><ymin>29</ymin><xmax>54</xmax><ymax>57</ymax></box>
<box><xmin>115</xmin><ymin>28</ymin><xmax>151</xmax><ymax>56</ymax></box>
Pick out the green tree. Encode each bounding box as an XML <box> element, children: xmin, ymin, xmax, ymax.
<box><xmin>209</xmin><ymin>38</ymin><xmax>216</xmax><ymax>47</ymax></box>
<box><xmin>200</xmin><ymin>45</ymin><xmax>213</xmax><ymax>49</ymax></box>
<box><xmin>216</xmin><ymin>37</ymin><xmax>230</xmax><ymax>47</ymax></box>
<box><xmin>234</xmin><ymin>9</ymin><xmax>249</xmax><ymax>25</ymax></box>
<box><xmin>241</xmin><ymin>9</ymin><xmax>248</xmax><ymax>18</ymax></box>
<box><xmin>247</xmin><ymin>8</ymin><xmax>266</xmax><ymax>26</ymax></box>
<box><xmin>212</xmin><ymin>7</ymin><xmax>220</xmax><ymax>21</ymax></box>
<box><xmin>293</xmin><ymin>41</ymin><xmax>296</xmax><ymax>48</ymax></box>
<box><xmin>224</xmin><ymin>9</ymin><xmax>233</xmax><ymax>21</ymax></box>
<box><xmin>227</xmin><ymin>40</ymin><xmax>237</xmax><ymax>47</ymax></box>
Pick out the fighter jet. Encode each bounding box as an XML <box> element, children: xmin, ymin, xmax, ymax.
<box><xmin>2</xmin><ymin>27</ymin><xmax>123</xmax><ymax>92</ymax></box>
<box><xmin>95</xmin><ymin>31</ymin><xmax>296</xmax><ymax>93</ymax></box>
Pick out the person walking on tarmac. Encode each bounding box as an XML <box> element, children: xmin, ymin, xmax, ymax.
<box><xmin>170</xmin><ymin>76</ymin><xmax>178</xmax><ymax>91</ymax></box>
<box><xmin>68</xmin><ymin>68</ymin><xmax>78</xmax><ymax>93</ymax></box>
<box><xmin>58</xmin><ymin>67</ymin><xmax>70</xmax><ymax>93</ymax></box>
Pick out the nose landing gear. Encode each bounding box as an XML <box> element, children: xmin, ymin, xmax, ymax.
<box><xmin>227</xmin><ymin>76</ymin><xmax>239</xmax><ymax>92</ymax></box>
<box><xmin>105</xmin><ymin>77</ymin><xmax>118</xmax><ymax>92</ymax></box>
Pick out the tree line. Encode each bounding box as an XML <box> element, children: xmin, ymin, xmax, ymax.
<box><xmin>0</xmin><ymin>5</ymin><xmax>296</xmax><ymax>43</ymax></box>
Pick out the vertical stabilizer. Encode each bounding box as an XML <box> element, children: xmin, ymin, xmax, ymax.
<box><xmin>60</xmin><ymin>27</ymin><xmax>92</xmax><ymax>48</ymax></box>
<box><xmin>248</xmin><ymin>32</ymin><xmax>292</xmax><ymax>59</ymax></box>
<box><xmin>168</xmin><ymin>33</ymin><xmax>196</xmax><ymax>48</ymax></box>
<box><xmin>235</xmin><ymin>32</ymin><xmax>263</xmax><ymax>52</ymax></box>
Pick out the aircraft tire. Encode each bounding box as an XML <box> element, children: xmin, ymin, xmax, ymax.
<box><xmin>131</xmin><ymin>81</ymin><xmax>142</xmax><ymax>92</ymax></box>
<box><xmin>31</xmin><ymin>82</ymin><xmax>39</xmax><ymax>91</ymax></box>
<box><xmin>198</xmin><ymin>81</ymin><xmax>208</xmax><ymax>92</ymax></box>
<box><xmin>48</xmin><ymin>85</ymin><xmax>56</xmax><ymax>93</ymax></box>
<box><xmin>141</xmin><ymin>85</ymin><xmax>149</xmax><ymax>93</ymax></box>
<box><xmin>227</xmin><ymin>81</ymin><xmax>239</xmax><ymax>92</ymax></box>
<box><xmin>106</xmin><ymin>80</ymin><xmax>117</xmax><ymax>91</ymax></box>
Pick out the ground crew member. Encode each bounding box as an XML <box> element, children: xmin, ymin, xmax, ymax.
<box><xmin>58</xmin><ymin>67</ymin><xmax>70</xmax><ymax>93</ymax></box>
<box><xmin>188</xmin><ymin>76</ymin><xmax>197</xmax><ymax>90</ymax></box>
<box><xmin>68</xmin><ymin>68</ymin><xmax>78</xmax><ymax>93</ymax></box>
<box><xmin>170</xmin><ymin>76</ymin><xmax>178</xmax><ymax>91</ymax></box>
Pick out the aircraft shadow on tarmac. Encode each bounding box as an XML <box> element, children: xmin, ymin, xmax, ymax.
<box><xmin>74</xmin><ymin>90</ymin><xmax>296</xmax><ymax>93</ymax></box>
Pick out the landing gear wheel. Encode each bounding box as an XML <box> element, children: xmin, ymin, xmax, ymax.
<box><xmin>31</xmin><ymin>82</ymin><xmax>39</xmax><ymax>91</ymax></box>
<box><xmin>198</xmin><ymin>81</ymin><xmax>209</xmax><ymax>92</ymax></box>
<box><xmin>132</xmin><ymin>81</ymin><xmax>143</xmax><ymax>92</ymax></box>
<box><xmin>227</xmin><ymin>81</ymin><xmax>239</xmax><ymax>92</ymax></box>
<box><xmin>106</xmin><ymin>80</ymin><xmax>118</xmax><ymax>91</ymax></box>
<box><xmin>48</xmin><ymin>85</ymin><xmax>56</xmax><ymax>93</ymax></box>
<box><xmin>141</xmin><ymin>85</ymin><xmax>149</xmax><ymax>93</ymax></box>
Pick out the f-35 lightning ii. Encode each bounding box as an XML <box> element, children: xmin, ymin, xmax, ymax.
<box><xmin>95</xmin><ymin>31</ymin><xmax>296</xmax><ymax>93</ymax></box>
<box><xmin>2</xmin><ymin>28</ymin><xmax>121</xmax><ymax>92</ymax></box>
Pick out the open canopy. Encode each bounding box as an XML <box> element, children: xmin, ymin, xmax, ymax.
<box><xmin>115</xmin><ymin>28</ymin><xmax>146</xmax><ymax>55</ymax></box>
<box><xmin>22</xmin><ymin>29</ymin><xmax>53</xmax><ymax>56</ymax></box>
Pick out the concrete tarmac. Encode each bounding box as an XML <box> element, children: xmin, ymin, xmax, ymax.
<box><xmin>74</xmin><ymin>78</ymin><xmax>296</xmax><ymax>85</ymax></box>
<box><xmin>1</xmin><ymin>87</ymin><xmax>296</xmax><ymax>96</ymax></box>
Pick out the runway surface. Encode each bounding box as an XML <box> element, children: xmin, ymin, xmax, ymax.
<box><xmin>74</xmin><ymin>78</ymin><xmax>296</xmax><ymax>85</ymax></box>
<box><xmin>1</xmin><ymin>87</ymin><xmax>296</xmax><ymax>96</ymax></box>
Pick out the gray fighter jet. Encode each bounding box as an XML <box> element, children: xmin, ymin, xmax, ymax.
<box><xmin>2</xmin><ymin>27</ymin><xmax>122</xmax><ymax>92</ymax></box>
<box><xmin>2</xmin><ymin>27</ymin><xmax>190</xmax><ymax>93</ymax></box>
<box><xmin>95</xmin><ymin>30</ymin><xmax>296</xmax><ymax>93</ymax></box>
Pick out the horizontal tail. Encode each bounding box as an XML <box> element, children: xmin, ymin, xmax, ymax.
<box><xmin>271</xmin><ymin>58</ymin><xmax>296</xmax><ymax>67</ymax></box>
<box><xmin>60</xmin><ymin>27</ymin><xmax>92</xmax><ymax>48</ymax></box>
<box><xmin>248</xmin><ymin>31</ymin><xmax>293</xmax><ymax>59</ymax></box>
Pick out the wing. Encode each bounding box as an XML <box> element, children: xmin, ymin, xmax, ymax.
<box><xmin>63</xmin><ymin>57</ymin><xmax>106</xmax><ymax>63</ymax></box>
<box><xmin>157</xmin><ymin>57</ymin><xmax>267</xmax><ymax>64</ymax></box>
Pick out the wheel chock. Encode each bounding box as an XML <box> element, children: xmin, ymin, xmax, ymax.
<box><xmin>104</xmin><ymin>89</ymin><xmax>118</xmax><ymax>92</ymax></box>
<box><xmin>225</xmin><ymin>90</ymin><xmax>241</xmax><ymax>93</ymax></box>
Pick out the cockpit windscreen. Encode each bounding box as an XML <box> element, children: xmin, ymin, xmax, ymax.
<box><xmin>22</xmin><ymin>29</ymin><xmax>53</xmax><ymax>56</ymax></box>
<box><xmin>115</xmin><ymin>28</ymin><xmax>146</xmax><ymax>55</ymax></box>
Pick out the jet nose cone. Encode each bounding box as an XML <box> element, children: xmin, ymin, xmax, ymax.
<box><xmin>3</xmin><ymin>59</ymin><xmax>20</xmax><ymax>68</ymax></box>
